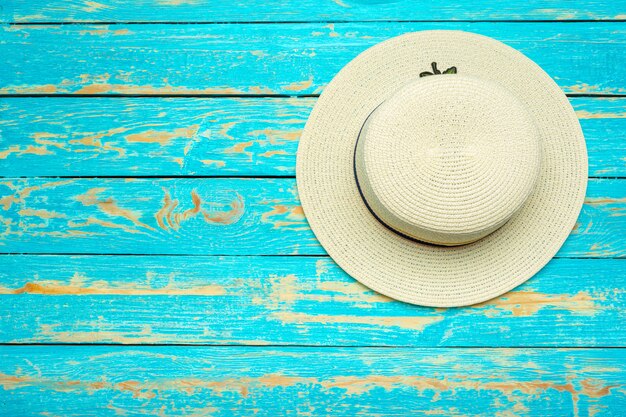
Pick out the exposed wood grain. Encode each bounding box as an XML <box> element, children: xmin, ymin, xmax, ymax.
<box><xmin>573</xmin><ymin>98</ymin><xmax>626</xmax><ymax>177</ymax></box>
<box><xmin>0</xmin><ymin>97</ymin><xmax>311</xmax><ymax>176</ymax></box>
<box><xmin>0</xmin><ymin>178</ymin><xmax>623</xmax><ymax>256</ymax></box>
<box><xmin>2</xmin><ymin>23</ymin><xmax>625</xmax><ymax>96</ymax></box>
<box><xmin>0</xmin><ymin>256</ymin><xmax>624</xmax><ymax>346</ymax></box>
<box><xmin>1</xmin><ymin>3</ymin><xmax>624</xmax><ymax>416</ymax></box>
<box><xmin>0</xmin><ymin>177</ymin><xmax>317</xmax><ymax>254</ymax></box>
<box><xmin>3</xmin><ymin>0</ymin><xmax>625</xmax><ymax>23</ymax></box>
<box><xmin>1</xmin><ymin>97</ymin><xmax>623</xmax><ymax>177</ymax></box>
<box><xmin>0</xmin><ymin>346</ymin><xmax>624</xmax><ymax>416</ymax></box>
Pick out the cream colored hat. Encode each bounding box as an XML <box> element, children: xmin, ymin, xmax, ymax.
<box><xmin>296</xmin><ymin>30</ymin><xmax>587</xmax><ymax>307</ymax></box>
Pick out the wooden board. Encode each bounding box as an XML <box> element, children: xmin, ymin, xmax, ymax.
<box><xmin>1</xmin><ymin>346</ymin><xmax>624</xmax><ymax>416</ymax></box>
<box><xmin>1</xmin><ymin>97</ymin><xmax>624</xmax><ymax>177</ymax></box>
<box><xmin>3</xmin><ymin>0</ymin><xmax>625</xmax><ymax>23</ymax></box>
<box><xmin>0</xmin><ymin>97</ymin><xmax>311</xmax><ymax>177</ymax></box>
<box><xmin>3</xmin><ymin>4</ymin><xmax>626</xmax><ymax>415</ymax></box>
<box><xmin>2</xmin><ymin>23</ymin><xmax>625</xmax><ymax>96</ymax></box>
<box><xmin>0</xmin><ymin>178</ymin><xmax>623</xmax><ymax>256</ymax></box>
<box><xmin>1</xmin><ymin>256</ymin><xmax>624</xmax><ymax>346</ymax></box>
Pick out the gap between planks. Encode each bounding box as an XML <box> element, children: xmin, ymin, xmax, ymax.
<box><xmin>0</xmin><ymin>176</ymin><xmax>624</xmax><ymax>179</ymax></box>
<box><xmin>1</xmin><ymin>94</ymin><xmax>626</xmax><ymax>98</ymax></box>
<box><xmin>0</xmin><ymin>343</ymin><xmax>625</xmax><ymax>348</ymax></box>
<box><xmin>0</xmin><ymin>254</ymin><xmax>621</xmax><ymax>259</ymax></box>
<box><xmin>6</xmin><ymin>20</ymin><xmax>626</xmax><ymax>25</ymax></box>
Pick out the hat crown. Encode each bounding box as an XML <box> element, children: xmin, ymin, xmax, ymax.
<box><xmin>355</xmin><ymin>75</ymin><xmax>542</xmax><ymax>246</ymax></box>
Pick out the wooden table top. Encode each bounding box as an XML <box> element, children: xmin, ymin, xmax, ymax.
<box><xmin>1</xmin><ymin>1</ymin><xmax>625</xmax><ymax>416</ymax></box>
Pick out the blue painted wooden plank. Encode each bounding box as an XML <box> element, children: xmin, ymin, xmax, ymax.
<box><xmin>572</xmin><ymin>98</ymin><xmax>626</xmax><ymax>177</ymax></box>
<box><xmin>0</xmin><ymin>97</ymin><xmax>623</xmax><ymax>177</ymax></box>
<box><xmin>0</xmin><ymin>177</ymin><xmax>317</xmax><ymax>254</ymax></box>
<box><xmin>0</xmin><ymin>346</ymin><xmax>624</xmax><ymax>416</ymax></box>
<box><xmin>1</xmin><ymin>23</ymin><xmax>625</xmax><ymax>95</ymax></box>
<box><xmin>0</xmin><ymin>256</ymin><xmax>624</xmax><ymax>346</ymax></box>
<box><xmin>0</xmin><ymin>97</ymin><xmax>310</xmax><ymax>176</ymax></box>
<box><xmin>3</xmin><ymin>0</ymin><xmax>624</xmax><ymax>23</ymax></box>
<box><xmin>0</xmin><ymin>178</ymin><xmax>622</xmax><ymax>256</ymax></box>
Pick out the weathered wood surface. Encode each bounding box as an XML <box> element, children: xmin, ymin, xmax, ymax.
<box><xmin>2</xmin><ymin>6</ymin><xmax>625</xmax><ymax>416</ymax></box>
<box><xmin>0</xmin><ymin>178</ymin><xmax>623</xmax><ymax>256</ymax></box>
<box><xmin>2</xmin><ymin>23</ymin><xmax>625</xmax><ymax>96</ymax></box>
<box><xmin>1</xmin><ymin>256</ymin><xmax>624</xmax><ymax>346</ymax></box>
<box><xmin>4</xmin><ymin>1</ymin><xmax>625</xmax><ymax>23</ymax></box>
<box><xmin>1</xmin><ymin>346</ymin><xmax>624</xmax><ymax>416</ymax></box>
<box><xmin>1</xmin><ymin>97</ymin><xmax>624</xmax><ymax>177</ymax></box>
<box><xmin>0</xmin><ymin>97</ymin><xmax>310</xmax><ymax>177</ymax></box>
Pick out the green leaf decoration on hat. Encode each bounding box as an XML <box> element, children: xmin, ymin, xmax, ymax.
<box><xmin>420</xmin><ymin>62</ymin><xmax>457</xmax><ymax>77</ymax></box>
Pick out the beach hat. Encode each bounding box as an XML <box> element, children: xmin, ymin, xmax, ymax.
<box><xmin>296</xmin><ymin>30</ymin><xmax>587</xmax><ymax>307</ymax></box>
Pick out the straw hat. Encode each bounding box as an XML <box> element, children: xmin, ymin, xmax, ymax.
<box><xmin>296</xmin><ymin>30</ymin><xmax>587</xmax><ymax>307</ymax></box>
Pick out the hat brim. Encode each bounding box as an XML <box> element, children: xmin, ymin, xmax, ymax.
<box><xmin>296</xmin><ymin>30</ymin><xmax>587</xmax><ymax>307</ymax></box>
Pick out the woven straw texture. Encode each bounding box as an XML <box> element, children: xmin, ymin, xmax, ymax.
<box><xmin>355</xmin><ymin>75</ymin><xmax>542</xmax><ymax>246</ymax></box>
<box><xmin>296</xmin><ymin>30</ymin><xmax>587</xmax><ymax>307</ymax></box>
